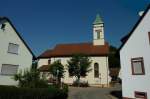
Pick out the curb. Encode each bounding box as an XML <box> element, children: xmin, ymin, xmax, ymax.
<box><xmin>107</xmin><ymin>94</ymin><xmax>118</xmax><ymax>99</ymax></box>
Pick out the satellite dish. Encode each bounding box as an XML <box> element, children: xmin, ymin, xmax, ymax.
<box><xmin>139</xmin><ymin>11</ymin><xmax>144</xmax><ymax>16</ymax></box>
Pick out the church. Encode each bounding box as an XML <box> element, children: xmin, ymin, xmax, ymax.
<box><xmin>37</xmin><ymin>14</ymin><xmax>110</xmax><ymax>87</ymax></box>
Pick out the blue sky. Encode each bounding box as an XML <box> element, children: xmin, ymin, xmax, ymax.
<box><xmin>0</xmin><ymin>0</ymin><xmax>149</xmax><ymax>56</ymax></box>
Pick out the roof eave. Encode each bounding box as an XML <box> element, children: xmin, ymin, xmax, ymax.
<box><xmin>0</xmin><ymin>17</ymin><xmax>36</xmax><ymax>59</ymax></box>
<box><xmin>119</xmin><ymin>4</ymin><xmax>150</xmax><ymax>51</ymax></box>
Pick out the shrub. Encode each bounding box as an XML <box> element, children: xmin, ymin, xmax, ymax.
<box><xmin>62</xmin><ymin>84</ymin><xmax>69</xmax><ymax>93</ymax></box>
<box><xmin>14</xmin><ymin>63</ymin><xmax>48</xmax><ymax>88</ymax></box>
<box><xmin>0</xmin><ymin>85</ymin><xmax>68</xmax><ymax>99</ymax></box>
<box><xmin>110</xmin><ymin>90</ymin><xmax>122</xmax><ymax>99</ymax></box>
<box><xmin>72</xmin><ymin>80</ymin><xmax>89</xmax><ymax>87</ymax></box>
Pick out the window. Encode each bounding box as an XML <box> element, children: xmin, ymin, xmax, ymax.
<box><xmin>135</xmin><ymin>91</ymin><xmax>147</xmax><ymax>99</ymax></box>
<box><xmin>97</xmin><ymin>32</ymin><xmax>100</xmax><ymax>39</ymax></box>
<box><xmin>0</xmin><ymin>23</ymin><xmax>6</xmax><ymax>31</ymax></box>
<box><xmin>8</xmin><ymin>43</ymin><xmax>19</xmax><ymax>54</ymax></box>
<box><xmin>94</xmin><ymin>63</ymin><xmax>99</xmax><ymax>78</ymax></box>
<box><xmin>131</xmin><ymin>57</ymin><xmax>145</xmax><ymax>75</ymax></box>
<box><xmin>1</xmin><ymin>64</ymin><xmax>18</xmax><ymax>75</ymax></box>
<box><xmin>96</xmin><ymin>30</ymin><xmax>101</xmax><ymax>39</ymax></box>
<box><xmin>48</xmin><ymin>59</ymin><xmax>51</xmax><ymax>64</ymax></box>
<box><xmin>148</xmin><ymin>32</ymin><xmax>150</xmax><ymax>44</ymax></box>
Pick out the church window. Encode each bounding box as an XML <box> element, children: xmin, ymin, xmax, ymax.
<box><xmin>48</xmin><ymin>59</ymin><xmax>51</xmax><ymax>64</ymax></box>
<box><xmin>94</xmin><ymin>63</ymin><xmax>99</xmax><ymax>78</ymax></box>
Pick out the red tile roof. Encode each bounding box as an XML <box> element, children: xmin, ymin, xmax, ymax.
<box><xmin>38</xmin><ymin>42</ymin><xmax>109</xmax><ymax>58</ymax></box>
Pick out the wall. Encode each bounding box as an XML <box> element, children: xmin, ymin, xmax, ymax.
<box><xmin>120</xmin><ymin>9</ymin><xmax>150</xmax><ymax>98</ymax></box>
<box><xmin>93</xmin><ymin>24</ymin><xmax>105</xmax><ymax>45</ymax></box>
<box><xmin>38</xmin><ymin>56</ymin><xmax>110</xmax><ymax>86</ymax></box>
<box><xmin>0</xmin><ymin>21</ymin><xmax>33</xmax><ymax>85</ymax></box>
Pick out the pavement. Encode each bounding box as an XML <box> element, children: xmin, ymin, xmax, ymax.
<box><xmin>68</xmin><ymin>85</ymin><xmax>121</xmax><ymax>99</ymax></box>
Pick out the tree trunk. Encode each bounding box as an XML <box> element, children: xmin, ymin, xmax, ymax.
<box><xmin>77</xmin><ymin>75</ymin><xmax>80</xmax><ymax>87</ymax></box>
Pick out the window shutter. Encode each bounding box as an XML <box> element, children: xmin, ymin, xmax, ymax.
<box><xmin>1</xmin><ymin>64</ymin><xmax>18</xmax><ymax>75</ymax></box>
<box><xmin>8</xmin><ymin>43</ymin><xmax>19</xmax><ymax>54</ymax></box>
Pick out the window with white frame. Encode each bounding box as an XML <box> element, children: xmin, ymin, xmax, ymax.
<box><xmin>1</xmin><ymin>64</ymin><xmax>18</xmax><ymax>75</ymax></box>
<box><xmin>8</xmin><ymin>43</ymin><xmax>19</xmax><ymax>54</ymax></box>
<box><xmin>131</xmin><ymin>57</ymin><xmax>145</xmax><ymax>75</ymax></box>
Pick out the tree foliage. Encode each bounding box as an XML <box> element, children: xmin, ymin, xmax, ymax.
<box><xmin>108</xmin><ymin>45</ymin><xmax>120</xmax><ymax>68</ymax></box>
<box><xmin>49</xmin><ymin>60</ymin><xmax>65</xmax><ymax>84</ymax></box>
<box><xmin>67</xmin><ymin>54</ymin><xmax>92</xmax><ymax>84</ymax></box>
<box><xmin>14</xmin><ymin>62</ymin><xmax>48</xmax><ymax>88</ymax></box>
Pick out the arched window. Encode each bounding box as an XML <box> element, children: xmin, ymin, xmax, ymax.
<box><xmin>48</xmin><ymin>59</ymin><xmax>51</xmax><ymax>64</ymax></box>
<box><xmin>94</xmin><ymin>63</ymin><xmax>99</xmax><ymax>78</ymax></box>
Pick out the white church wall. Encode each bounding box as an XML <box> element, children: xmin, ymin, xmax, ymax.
<box><xmin>38</xmin><ymin>56</ymin><xmax>110</xmax><ymax>86</ymax></box>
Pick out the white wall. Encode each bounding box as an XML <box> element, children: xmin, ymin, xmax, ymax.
<box><xmin>120</xmin><ymin>9</ymin><xmax>150</xmax><ymax>98</ymax></box>
<box><xmin>0</xmin><ymin>21</ymin><xmax>33</xmax><ymax>85</ymax></box>
<box><xmin>38</xmin><ymin>56</ymin><xmax>110</xmax><ymax>86</ymax></box>
<box><xmin>93</xmin><ymin>24</ymin><xmax>105</xmax><ymax>45</ymax></box>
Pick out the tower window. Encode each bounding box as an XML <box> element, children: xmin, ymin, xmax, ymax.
<box><xmin>96</xmin><ymin>30</ymin><xmax>101</xmax><ymax>39</ymax></box>
<box><xmin>97</xmin><ymin>32</ymin><xmax>100</xmax><ymax>39</ymax></box>
<box><xmin>94</xmin><ymin>63</ymin><xmax>99</xmax><ymax>78</ymax></box>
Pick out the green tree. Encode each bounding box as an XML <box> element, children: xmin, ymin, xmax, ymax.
<box><xmin>67</xmin><ymin>54</ymin><xmax>92</xmax><ymax>86</ymax></box>
<box><xmin>108</xmin><ymin>45</ymin><xmax>120</xmax><ymax>68</ymax></box>
<box><xmin>14</xmin><ymin>62</ymin><xmax>48</xmax><ymax>88</ymax></box>
<box><xmin>108</xmin><ymin>45</ymin><xmax>120</xmax><ymax>81</ymax></box>
<box><xmin>49</xmin><ymin>60</ymin><xmax>65</xmax><ymax>85</ymax></box>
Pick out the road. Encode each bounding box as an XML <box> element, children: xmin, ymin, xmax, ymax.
<box><xmin>68</xmin><ymin>85</ymin><xmax>121</xmax><ymax>99</ymax></box>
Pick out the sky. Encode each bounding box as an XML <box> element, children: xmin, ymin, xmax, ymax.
<box><xmin>0</xmin><ymin>0</ymin><xmax>150</xmax><ymax>56</ymax></box>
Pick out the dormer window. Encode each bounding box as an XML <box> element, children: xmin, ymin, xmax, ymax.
<box><xmin>1</xmin><ymin>23</ymin><xmax>6</xmax><ymax>31</ymax></box>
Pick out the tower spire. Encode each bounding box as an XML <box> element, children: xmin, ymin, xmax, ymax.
<box><xmin>93</xmin><ymin>14</ymin><xmax>103</xmax><ymax>25</ymax></box>
<box><xmin>93</xmin><ymin>14</ymin><xmax>105</xmax><ymax>45</ymax></box>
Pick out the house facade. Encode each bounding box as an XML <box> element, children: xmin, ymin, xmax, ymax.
<box><xmin>0</xmin><ymin>17</ymin><xmax>35</xmax><ymax>85</ymax></box>
<box><xmin>120</xmin><ymin>4</ymin><xmax>150</xmax><ymax>99</ymax></box>
<box><xmin>38</xmin><ymin>14</ymin><xmax>110</xmax><ymax>87</ymax></box>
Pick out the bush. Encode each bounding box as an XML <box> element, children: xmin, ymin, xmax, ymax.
<box><xmin>110</xmin><ymin>90</ymin><xmax>122</xmax><ymax>99</ymax></box>
<box><xmin>0</xmin><ymin>85</ymin><xmax>68</xmax><ymax>99</ymax></box>
<box><xmin>62</xmin><ymin>84</ymin><xmax>69</xmax><ymax>93</ymax></box>
<box><xmin>72</xmin><ymin>80</ymin><xmax>89</xmax><ymax>87</ymax></box>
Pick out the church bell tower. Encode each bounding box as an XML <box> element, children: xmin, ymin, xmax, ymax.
<box><xmin>93</xmin><ymin>14</ymin><xmax>105</xmax><ymax>45</ymax></box>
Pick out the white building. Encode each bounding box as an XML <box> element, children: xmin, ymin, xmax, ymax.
<box><xmin>0</xmin><ymin>17</ymin><xmax>35</xmax><ymax>85</ymax></box>
<box><xmin>120</xmin><ymin>4</ymin><xmax>150</xmax><ymax>99</ymax></box>
<box><xmin>38</xmin><ymin>14</ymin><xmax>110</xmax><ymax>87</ymax></box>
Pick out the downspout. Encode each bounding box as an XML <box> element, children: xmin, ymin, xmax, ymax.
<box><xmin>106</xmin><ymin>56</ymin><xmax>109</xmax><ymax>87</ymax></box>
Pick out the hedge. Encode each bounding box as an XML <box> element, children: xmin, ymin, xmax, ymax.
<box><xmin>0</xmin><ymin>85</ymin><xmax>68</xmax><ymax>99</ymax></box>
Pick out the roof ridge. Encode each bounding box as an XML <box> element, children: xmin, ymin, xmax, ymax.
<box><xmin>55</xmin><ymin>42</ymin><xmax>92</xmax><ymax>46</ymax></box>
